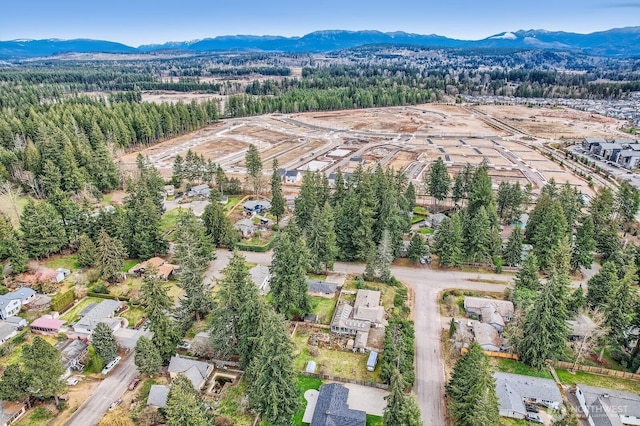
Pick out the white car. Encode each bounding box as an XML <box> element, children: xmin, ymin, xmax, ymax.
<box><xmin>66</xmin><ymin>377</ymin><xmax>79</xmax><ymax>386</ymax></box>
<box><xmin>101</xmin><ymin>356</ymin><xmax>122</xmax><ymax>375</ymax></box>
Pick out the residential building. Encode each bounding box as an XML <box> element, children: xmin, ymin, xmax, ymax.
<box><xmin>353</xmin><ymin>290</ymin><xmax>385</xmax><ymax>326</ymax></box>
<box><xmin>168</xmin><ymin>355</ymin><xmax>213</xmax><ymax>391</ymax></box>
<box><xmin>243</xmin><ymin>199</ymin><xmax>272</xmax><ymax>214</ymax></box>
<box><xmin>494</xmin><ymin>372</ymin><xmax>562</xmax><ymax>420</ymax></box>
<box><xmin>0</xmin><ymin>323</ymin><xmax>17</xmax><ymax>345</ymax></box>
<box><xmin>583</xmin><ymin>137</ymin><xmax>607</xmax><ymax>151</ymax></box>
<box><xmin>1</xmin><ymin>317</ymin><xmax>26</xmax><ymax>330</ymax></box>
<box><xmin>55</xmin><ymin>268</ymin><xmax>71</xmax><ymax>282</ymax></box>
<box><xmin>423</xmin><ymin>213</ymin><xmax>447</xmax><ymax>230</ymax></box>
<box><xmin>249</xmin><ymin>265</ymin><xmax>271</xmax><ymax>294</ymax></box>
<box><xmin>576</xmin><ymin>384</ymin><xmax>640</xmax><ymax>426</ymax></box>
<box><xmin>330</xmin><ymin>304</ymin><xmax>370</xmax><ymax>351</ymax></box>
<box><xmin>307</xmin><ymin>280</ymin><xmax>338</xmax><ymax>298</ymax></box>
<box><xmin>568</xmin><ymin>314</ymin><xmax>596</xmax><ymax>341</ymax></box>
<box><xmin>0</xmin><ymin>401</ymin><xmax>25</xmax><ymax>426</ymax></box>
<box><xmin>0</xmin><ymin>296</ymin><xmax>21</xmax><ymax>320</ymax></box>
<box><xmin>235</xmin><ymin>218</ymin><xmax>256</xmax><ymax>237</ymax></box>
<box><xmin>591</xmin><ymin>142</ymin><xmax>622</xmax><ymax>161</ymax></box>
<box><xmin>55</xmin><ymin>339</ymin><xmax>88</xmax><ymax>376</ymax></box>
<box><xmin>617</xmin><ymin>150</ymin><xmax>640</xmax><ymax>170</ymax></box>
<box><xmin>284</xmin><ymin>170</ymin><xmax>302</xmax><ymax>184</ymax></box>
<box><xmin>72</xmin><ymin>300</ymin><xmax>123</xmax><ymax>335</ymax></box>
<box><xmin>164</xmin><ymin>185</ymin><xmax>175</xmax><ymax>197</ymax></box>
<box><xmin>470</xmin><ymin>321</ymin><xmax>501</xmax><ymax>351</ymax></box>
<box><xmin>10</xmin><ymin>288</ymin><xmax>36</xmax><ymax>305</ymax></box>
<box><xmin>30</xmin><ymin>316</ymin><xmax>64</xmax><ymax>335</ymax></box>
<box><xmin>311</xmin><ymin>383</ymin><xmax>366</xmax><ymax>426</ymax></box>
<box><xmin>187</xmin><ymin>184</ymin><xmax>211</xmax><ymax>198</ymax></box>
<box><xmin>130</xmin><ymin>257</ymin><xmax>167</xmax><ymax>276</ymax></box>
<box><xmin>464</xmin><ymin>297</ymin><xmax>514</xmax><ymax>323</ymax></box>
<box><xmin>147</xmin><ymin>385</ymin><xmax>170</xmax><ymax>408</ymax></box>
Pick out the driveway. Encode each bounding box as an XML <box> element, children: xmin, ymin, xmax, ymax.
<box><xmin>65</xmin><ymin>330</ymin><xmax>150</xmax><ymax>426</ymax></box>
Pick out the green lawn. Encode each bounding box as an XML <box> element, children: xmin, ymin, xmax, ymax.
<box><xmin>556</xmin><ymin>369</ymin><xmax>640</xmax><ymax>394</ymax></box>
<box><xmin>185</xmin><ymin>320</ymin><xmax>209</xmax><ymax>339</ymax></box>
<box><xmin>419</xmin><ymin>227</ymin><xmax>434</xmax><ymax>235</ymax></box>
<box><xmin>311</xmin><ymin>296</ymin><xmax>337</xmax><ymax>324</ymax></box>
<box><xmin>492</xmin><ymin>359</ymin><xmax>553</xmax><ymax>380</ymax></box>
<box><xmin>366</xmin><ymin>415</ymin><xmax>384</xmax><ymax>426</ymax></box>
<box><xmin>411</xmin><ymin>215</ymin><xmax>425</xmax><ymax>224</ymax></box>
<box><xmin>500</xmin><ymin>418</ymin><xmax>527</xmax><ymax>426</ymax></box>
<box><xmin>342</xmin><ymin>279</ymin><xmax>396</xmax><ymax>309</ymax></box>
<box><xmin>223</xmin><ymin>196</ymin><xmax>241</xmax><ymax>213</ymax></box>
<box><xmin>214</xmin><ymin>379</ymin><xmax>255</xmax><ymax>426</ymax></box>
<box><xmin>44</xmin><ymin>254</ymin><xmax>80</xmax><ymax>272</ymax></box>
<box><xmin>413</xmin><ymin>206</ymin><xmax>429</xmax><ymax>216</ymax></box>
<box><xmin>292</xmin><ymin>375</ymin><xmax>323</xmax><ymax>426</ymax></box>
<box><xmin>307</xmin><ymin>273</ymin><xmax>326</xmax><ymax>282</ymax></box>
<box><xmin>59</xmin><ymin>297</ymin><xmax>103</xmax><ymax>324</ymax></box>
<box><xmin>121</xmin><ymin>259</ymin><xmax>139</xmax><ymax>273</ymax></box>
<box><xmin>161</xmin><ymin>207</ymin><xmax>186</xmax><ymax>237</ymax></box>
<box><xmin>120</xmin><ymin>305</ymin><xmax>145</xmax><ymax>328</ymax></box>
<box><xmin>14</xmin><ymin>407</ymin><xmax>55</xmax><ymax>426</ymax></box>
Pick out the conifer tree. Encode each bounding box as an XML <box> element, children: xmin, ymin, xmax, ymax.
<box><xmin>270</xmin><ymin>159</ymin><xmax>285</xmax><ymax>223</ymax></box>
<box><xmin>96</xmin><ymin>229</ymin><xmax>127</xmax><ymax>283</ymax></box>
<box><xmin>512</xmin><ymin>253</ymin><xmax>541</xmax><ymax>310</ymax></box>
<box><xmin>571</xmin><ymin>215</ymin><xmax>595</xmax><ymax>272</ymax></box>
<box><xmin>384</xmin><ymin>371</ymin><xmax>408</xmax><ymax>426</ymax></box>
<box><xmin>134</xmin><ymin>336</ymin><xmax>162</xmax><ymax>376</ymax></box>
<box><xmin>20</xmin><ymin>200</ymin><xmax>67</xmax><ymax>258</ymax></box>
<box><xmin>503</xmin><ymin>225</ymin><xmax>523</xmax><ymax>267</ymax></box>
<box><xmin>425</xmin><ymin>157</ymin><xmax>450</xmax><ymax>209</ymax></box>
<box><xmin>434</xmin><ymin>213</ymin><xmax>463</xmax><ymax>266</ymax></box>
<box><xmin>245</xmin><ymin>144</ymin><xmax>263</xmax><ymax>196</ymax></box>
<box><xmin>374</xmin><ymin>230</ymin><xmax>394</xmax><ymax>283</ymax></box>
<box><xmin>76</xmin><ymin>233</ymin><xmax>97</xmax><ymax>267</ymax></box>
<box><xmin>270</xmin><ymin>225</ymin><xmax>311</xmax><ymax>319</ymax></box>
<box><xmin>140</xmin><ymin>270</ymin><xmax>180</xmax><ymax>360</ymax></box>
<box><xmin>247</xmin><ymin>305</ymin><xmax>299</xmax><ymax>426</ymax></box>
<box><xmin>606</xmin><ymin>263</ymin><xmax>636</xmax><ymax>345</ymax></box>
<box><xmin>586</xmin><ymin>261</ymin><xmax>618</xmax><ymax>309</ymax></box>
<box><xmin>201</xmin><ymin>192</ymin><xmax>238</xmax><ymax>248</ymax></box>
<box><xmin>92</xmin><ymin>322</ymin><xmax>118</xmax><ymax>364</ymax></box>
<box><xmin>407</xmin><ymin>233</ymin><xmax>427</xmax><ymax>263</ymax></box>
<box><xmin>306</xmin><ymin>203</ymin><xmax>338</xmax><ymax>274</ymax></box>
<box><xmin>0</xmin><ymin>213</ymin><xmax>27</xmax><ymax>273</ymax></box>
<box><xmin>165</xmin><ymin>374</ymin><xmax>210</xmax><ymax>426</ymax></box>
<box><xmin>209</xmin><ymin>251</ymin><xmax>260</xmax><ymax>368</ymax></box>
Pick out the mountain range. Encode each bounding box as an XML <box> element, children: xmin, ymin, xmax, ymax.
<box><xmin>1</xmin><ymin>27</ymin><xmax>639</xmax><ymax>59</ymax></box>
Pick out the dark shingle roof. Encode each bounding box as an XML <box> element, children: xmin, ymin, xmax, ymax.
<box><xmin>307</xmin><ymin>280</ymin><xmax>338</xmax><ymax>295</ymax></box>
<box><xmin>311</xmin><ymin>383</ymin><xmax>366</xmax><ymax>426</ymax></box>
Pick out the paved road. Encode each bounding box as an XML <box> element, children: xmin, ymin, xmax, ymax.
<box><xmin>66</xmin><ymin>330</ymin><xmax>149</xmax><ymax>426</ymax></box>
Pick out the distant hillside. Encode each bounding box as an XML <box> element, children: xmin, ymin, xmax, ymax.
<box><xmin>2</xmin><ymin>27</ymin><xmax>639</xmax><ymax>59</ymax></box>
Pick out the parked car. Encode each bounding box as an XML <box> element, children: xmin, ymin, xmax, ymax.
<box><xmin>108</xmin><ymin>398</ymin><xmax>122</xmax><ymax>411</ymax></box>
<box><xmin>525</xmin><ymin>403</ymin><xmax>539</xmax><ymax>413</ymax></box>
<box><xmin>128</xmin><ymin>378</ymin><xmax>140</xmax><ymax>391</ymax></box>
<box><xmin>177</xmin><ymin>341</ymin><xmax>191</xmax><ymax>350</ymax></box>
<box><xmin>525</xmin><ymin>413</ymin><xmax>543</xmax><ymax>423</ymax></box>
<box><xmin>101</xmin><ymin>356</ymin><xmax>122</xmax><ymax>375</ymax></box>
<box><xmin>66</xmin><ymin>377</ymin><xmax>79</xmax><ymax>386</ymax></box>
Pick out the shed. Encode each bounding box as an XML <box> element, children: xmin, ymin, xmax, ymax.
<box><xmin>30</xmin><ymin>316</ymin><xmax>64</xmax><ymax>335</ymax></box>
<box><xmin>366</xmin><ymin>351</ymin><xmax>378</xmax><ymax>372</ymax></box>
<box><xmin>305</xmin><ymin>360</ymin><xmax>317</xmax><ymax>373</ymax></box>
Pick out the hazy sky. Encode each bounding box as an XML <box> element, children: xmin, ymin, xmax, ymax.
<box><xmin>1</xmin><ymin>0</ymin><xmax>639</xmax><ymax>46</ymax></box>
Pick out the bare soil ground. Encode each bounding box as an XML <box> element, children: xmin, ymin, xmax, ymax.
<box><xmin>477</xmin><ymin>104</ymin><xmax>627</xmax><ymax>139</ymax></box>
<box><xmin>141</xmin><ymin>91</ymin><xmax>225</xmax><ymax>105</ymax></box>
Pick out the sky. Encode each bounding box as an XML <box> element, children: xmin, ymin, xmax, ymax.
<box><xmin>1</xmin><ymin>0</ymin><xmax>639</xmax><ymax>46</ymax></box>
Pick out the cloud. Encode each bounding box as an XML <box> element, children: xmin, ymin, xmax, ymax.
<box><xmin>602</xmin><ymin>2</ymin><xmax>640</xmax><ymax>8</ymax></box>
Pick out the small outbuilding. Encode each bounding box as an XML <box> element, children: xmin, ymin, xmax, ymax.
<box><xmin>366</xmin><ymin>351</ymin><xmax>378</xmax><ymax>372</ymax></box>
<box><xmin>305</xmin><ymin>360</ymin><xmax>317</xmax><ymax>373</ymax></box>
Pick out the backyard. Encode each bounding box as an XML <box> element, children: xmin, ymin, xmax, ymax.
<box><xmin>59</xmin><ymin>297</ymin><xmax>104</xmax><ymax>324</ymax></box>
<box><xmin>310</xmin><ymin>296</ymin><xmax>337</xmax><ymax>325</ymax></box>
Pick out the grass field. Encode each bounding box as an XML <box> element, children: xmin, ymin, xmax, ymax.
<box><xmin>59</xmin><ymin>297</ymin><xmax>103</xmax><ymax>323</ymax></box>
<box><xmin>419</xmin><ymin>227</ymin><xmax>434</xmax><ymax>235</ymax></box>
<box><xmin>366</xmin><ymin>415</ymin><xmax>384</xmax><ymax>426</ymax></box>
<box><xmin>120</xmin><ymin>305</ymin><xmax>145</xmax><ymax>328</ymax></box>
<box><xmin>492</xmin><ymin>358</ymin><xmax>553</xmax><ymax>380</ymax></box>
<box><xmin>500</xmin><ymin>418</ymin><xmax>527</xmax><ymax>426</ymax></box>
<box><xmin>311</xmin><ymin>296</ymin><xmax>337</xmax><ymax>324</ymax></box>
<box><xmin>44</xmin><ymin>254</ymin><xmax>80</xmax><ymax>272</ymax></box>
<box><xmin>121</xmin><ymin>259</ymin><xmax>139</xmax><ymax>272</ymax></box>
<box><xmin>556</xmin><ymin>369</ymin><xmax>640</xmax><ymax>394</ymax></box>
<box><xmin>14</xmin><ymin>407</ymin><xmax>55</xmax><ymax>426</ymax></box>
<box><xmin>214</xmin><ymin>379</ymin><xmax>255</xmax><ymax>426</ymax></box>
<box><xmin>292</xmin><ymin>375</ymin><xmax>323</xmax><ymax>426</ymax></box>
<box><xmin>160</xmin><ymin>207</ymin><xmax>186</xmax><ymax>238</ymax></box>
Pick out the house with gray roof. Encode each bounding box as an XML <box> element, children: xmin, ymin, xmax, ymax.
<box><xmin>0</xmin><ymin>323</ymin><xmax>17</xmax><ymax>345</ymax></box>
<box><xmin>284</xmin><ymin>170</ymin><xmax>302</xmax><ymax>184</ymax></box>
<box><xmin>576</xmin><ymin>384</ymin><xmax>640</xmax><ymax>426</ymax></box>
<box><xmin>0</xmin><ymin>296</ymin><xmax>21</xmax><ymax>320</ymax></box>
<box><xmin>0</xmin><ymin>400</ymin><xmax>25</xmax><ymax>426</ymax></box>
<box><xmin>147</xmin><ymin>385</ymin><xmax>170</xmax><ymax>408</ymax></box>
<box><xmin>187</xmin><ymin>184</ymin><xmax>211</xmax><ymax>198</ymax></box>
<box><xmin>307</xmin><ymin>280</ymin><xmax>338</xmax><ymax>298</ymax></box>
<box><xmin>235</xmin><ymin>218</ymin><xmax>256</xmax><ymax>237</ymax></box>
<box><xmin>464</xmin><ymin>297</ymin><xmax>514</xmax><ymax>326</ymax></box>
<box><xmin>10</xmin><ymin>288</ymin><xmax>36</xmax><ymax>305</ymax></box>
<box><xmin>243</xmin><ymin>199</ymin><xmax>271</xmax><ymax>214</ymax></box>
<box><xmin>55</xmin><ymin>339</ymin><xmax>88</xmax><ymax>377</ymax></box>
<box><xmin>72</xmin><ymin>299</ymin><xmax>123</xmax><ymax>335</ymax></box>
<box><xmin>568</xmin><ymin>314</ymin><xmax>596</xmax><ymax>341</ymax></box>
<box><xmin>311</xmin><ymin>383</ymin><xmax>366</xmax><ymax>426</ymax></box>
<box><xmin>471</xmin><ymin>321</ymin><xmax>501</xmax><ymax>352</ymax></box>
<box><xmin>168</xmin><ymin>355</ymin><xmax>213</xmax><ymax>390</ymax></box>
<box><xmin>331</xmin><ymin>304</ymin><xmax>370</xmax><ymax>336</ymax></box>
<box><xmin>249</xmin><ymin>265</ymin><xmax>271</xmax><ymax>294</ymax></box>
<box><xmin>494</xmin><ymin>372</ymin><xmax>562</xmax><ymax>420</ymax></box>
<box><xmin>1</xmin><ymin>316</ymin><xmax>26</xmax><ymax>330</ymax></box>
<box><xmin>353</xmin><ymin>290</ymin><xmax>384</xmax><ymax>326</ymax></box>
<box><xmin>583</xmin><ymin>137</ymin><xmax>607</xmax><ymax>151</ymax></box>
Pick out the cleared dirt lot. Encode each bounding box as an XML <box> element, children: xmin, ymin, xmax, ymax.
<box><xmin>117</xmin><ymin>103</ymin><xmax>602</xmax><ymax>195</ymax></box>
<box><xmin>476</xmin><ymin>104</ymin><xmax>626</xmax><ymax>139</ymax></box>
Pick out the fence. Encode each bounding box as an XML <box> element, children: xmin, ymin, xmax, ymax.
<box><xmin>555</xmin><ymin>361</ymin><xmax>640</xmax><ymax>381</ymax></box>
<box><xmin>461</xmin><ymin>347</ymin><xmax>519</xmax><ymax>360</ymax></box>
<box><xmin>298</xmin><ymin>371</ymin><xmax>389</xmax><ymax>390</ymax></box>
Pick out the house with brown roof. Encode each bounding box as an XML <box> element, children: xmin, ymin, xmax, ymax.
<box><xmin>0</xmin><ymin>401</ymin><xmax>25</xmax><ymax>426</ymax></box>
<box><xmin>130</xmin><ymin>257</ymin><xmax>178</xmax><ymax>280</ymax></box>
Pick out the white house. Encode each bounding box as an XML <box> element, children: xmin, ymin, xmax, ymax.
<box><xmin>576</xmin><ymin>384</ymin><xmax>640</xmax><ymax>426</ymax></box>
<box><xmin>284</xmin><ymin>170</ymin><xmax>302</xmax><ymax>184</ymax></box>
<box><xmin>495</xmin><ymin>372</ymin><xmax>562</xmax><ymax>420</ymax></box>
<box><xmin>0</xmin><ymin>296</ymin><xmax>21</xmax><ymax>320</ymax></box>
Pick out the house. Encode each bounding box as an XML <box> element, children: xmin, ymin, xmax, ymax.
<box><xmin>164</xmin><ymin>184</ymin><xmax>175</xmax><ymax>197</ymax></box>
<box><xmin>331</xmin><ymin>304</ymin><xmax>370</xmax><ymax>336</ymax></box>
<box><xmin>10</xmin><ymin>288</ymin><xmax>36</xmax><ymax>305</ymax></box>
<box><xmin>55</xmin><ymin>268</ymin><xmax>71</xmax><ymax>282</ymax></box>
<box><xmin>187</xmin><ymin>184</ymin><xmax>211</xmax><ymax>198</ymax></box>
<box><xmin>234</xmin><ymin>218</ymin><xmax>256</xmax><ymax>238</ymax></box>
<box><xmin>30</xmin><ymin>316</ymin><xmax>64</xmax><ymax>335</ymax></box>
<box><xmin>568</xmin><ymin>314</ymin><xmax>596</xmax><ymax>341</ymax></box>
<box><xmin>147</xmin><ymin>385</ymin><xmax>170</xmax><ymax>408</ymax></box>
<box><xmin>328</xmin><ymin>172</ymin><xmax>351</xmax><ymax>188</ymax></box>
<box><xmin>353</xmin><ymin>290</ymin><xmax>385</xmax><ymax>326</ymax></box>
<box><xmin>349</xmin><ymin>157</ymin><xmax>364</xmax><ymax>164</ymax></box>
<box><xmin>471</xmin><ymin>321</ymin><xmax>501</xmax><ymax>352</ymax></box>
<box><xmin>0</xmin><ymin>401</ymin><xmax>26</xmax><ymax>426</ymax></box>
<box><xmin>55</xmin><ymin>339</ymin><xmax>88</xmax><ymax>376</ymax></box>
<box><xmin>582</xmin><ymin>137</ymin><xmax>606</xmax><ymax>151</ymax></box>
<box><xmin>311</xmin><ymin>383</ymin><xmax>366</xmax><ymax>426</ymax></box>
<box><xmin>0</xmin><ymin>296</ymin><xmax>21</xmax><ymax>320</ymax></box>
<box><xmin>576</xmin><ymin>384</ymin><xmax>640</xmax><ymax>426</ymax></box>
<box><xmin>0</xmin><ymin>323</ymin><xmax>17</xmax><ymax>345</ymax></box>
<box><xmin>284</xmin><ymin>170</ymin><xmax>302</xmax><ymax>184</ymax></box>
<box><xmin>494</xmin><ymin>372</ymin><xmax>562</xmax><ymax>420</ymax></box>
<box><xmin>249</xmin><ymin>265</ymin><xmax>271</xmax><ymax>294</ymax></box>
<box><xmin>1</xmin><ymin>317</ymin><xmax>26</xmax><ymax>330</ymax></box>
<box><xmin>72</xmin><ymin>300</ymin><xmax>123</xmax><ymax>335</ymax></box>
<box><xmin>366</xmin><ymin>351</ymin><xmax>378</xmax><ymax>372</ymax></box>
<box><xmin>617</xmin><ymin>150</ymin><xmax>640</xmax><ymax>170</ymax></box>
<box><xmin>307</xmin><ymin>280</ymin><xmax>338</xmax><ymax>298</ymax></box>
<box><xmin>168</xmin><ymin>355</ymin><xmax>213</xmax><ymax>391</ymax></box>
<box><xmin>130</xmin><ymin>257</ymin><xmax>167</xmax><ymax>276</ymax></box>
<box><xmin>464</xmin><ymin>297</ymin><xmax>514</xmax><ymax>323</ymax></box>
<box><xmin>243</xmin><ymin>200</ymin><xmax>272</xmax><ymax>214</ymax></box>
<box><xmin>277</xmin><ymin>168</ymin><xmax>287</xmax><ymax>179</ymax></box>
<box><xmin>591</xmin><ymin>142</ymin><xmax>622</xmax><ymax>161</ymax></box>
<box><xmin>423</xmin><ymin>213</ymin><xmax>447</xmax><ymax>230</ymax></box>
